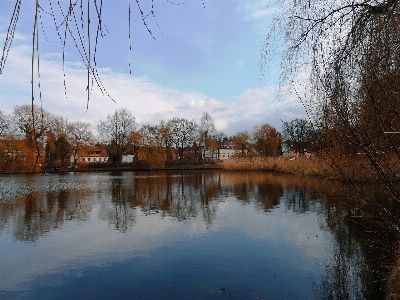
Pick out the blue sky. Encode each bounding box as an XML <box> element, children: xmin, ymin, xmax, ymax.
<box><xmin>0</xmin><ymin>0</ymin><xmax>306</xmax><ymax>136</ymax></box>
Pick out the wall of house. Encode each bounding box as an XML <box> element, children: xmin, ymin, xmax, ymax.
<box><xmin>219</xmin><ymin>149</ymin><xmax>240</xmax><ymax>160</ymax></box>
<box><xmin>80</xmin><ymin>156</ymin><xmax>108</xmax><ymax>163</ymax></box>
<box><xmin>121</xmin><ymin>155</ymin><xmax>134</xmax><ymax>164</ymax></box>
<box><xmin>70</xmin><ymin>156</ymin><xmax>108</xmax><ymax>163</ymax></box>
<box><xmin>204</xmin><ymin>148</ymin><xmax>240</xmax><ymax>160</ymax></box>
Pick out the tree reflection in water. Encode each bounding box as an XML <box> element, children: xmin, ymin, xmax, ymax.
<box><xmin>0</xmin><ymin>171</ymin><xmax>396</xmax><ymax>298</ymax></box>
<box><xmin>98</xmin><ymin>176</ymin><xmax>137</xmax><ymax>233</ymax></box>
<box><xmin>315</xmin><ymin>188</ymin><xmax>397</xmax><ymax>299</ymax></box>
<box><xmin>3</xmin><ymin>188</ymin><xmax>94</xmax><ymax>242</ymax></box>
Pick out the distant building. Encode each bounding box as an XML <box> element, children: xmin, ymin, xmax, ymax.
<box><xmin>219</xmin><ymin>143</ymin><xmax>241</xmax><ymax>160</ymax></box>
<box><xmin>121</xmin><ymin>154</ymin><xmax>134</xmax><ymax>164</ymax></box>
<box><xmin>70</xmin><ymin>146</ymin><xmax>109</xmax><ymax>165</ymax></box>
<box><xmin>204</xmin><ymin>142</ymin><xmax>242</xmax><ymax>161</ymax></box>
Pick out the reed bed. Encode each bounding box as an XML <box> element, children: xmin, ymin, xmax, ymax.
<box><xmin>221</xmin><ymin>154</ymin><xmax>400</xmax><ymax>183</ymax></box>
<box><xmin>221</xmin><ymin>156</ymin><xmax>332</xmax><ymax>178</ymax></box>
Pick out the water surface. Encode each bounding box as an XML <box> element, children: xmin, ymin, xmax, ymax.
<box><xmin>0</xmin><ymin>171</ymin><xmax>394</xmax><ymax>299</ymax></box>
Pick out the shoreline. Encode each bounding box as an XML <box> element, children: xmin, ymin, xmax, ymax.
<box><xmin>0</xmin><ymin>156</ymin><xmax>398</xmax><ymax>184</ymax></box>
<box><xmin>0</xmin><ymin>164</ymin><xmax>223</xmax><ymax>175</ymax></box>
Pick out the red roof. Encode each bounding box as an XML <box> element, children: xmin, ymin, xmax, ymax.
<box><xmin>86</xmin><ymin>147</ymin><xmax>108</xmax><ymax>157</ymax></box>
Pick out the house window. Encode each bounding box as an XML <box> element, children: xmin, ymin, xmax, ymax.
<box><xmin>104</xmin><ymin>158</ymin><xmax>107</xmax><ymax>161</ymax></box>
<box><xmin>93</xmin><ymin>158</ymin><xmax>96</xmax><ymax>162</ymax></box>
<box><xmin>88</xmin><ymin>158</ymin><xmax>91</xmax><ymax>162</ymax></box>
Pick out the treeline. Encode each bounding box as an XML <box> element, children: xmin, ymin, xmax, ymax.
<box><xmin>0</xmin><ymin>105</ymin><xmax>93</xmax><ymax>172</ymax></box>
<box><xmin>0</xmin><ymin>105</ymin><xmax>316</xmax><ymax>172</ymax></box>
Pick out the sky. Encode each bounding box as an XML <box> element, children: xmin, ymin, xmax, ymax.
<box><xmin>0</xmin><ymin>0</ymin><xmax>306</xmax><ymax>136</ymax></box>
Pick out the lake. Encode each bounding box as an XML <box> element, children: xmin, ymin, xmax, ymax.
<box><xmin>0</xmin><ymin>171</ymin><xmax>396</xmax><ymax>299</ymax></box>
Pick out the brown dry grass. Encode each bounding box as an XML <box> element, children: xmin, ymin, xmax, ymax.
<box><xmin>221</xmin><ymin>154</ymin><xmax>400</xmax><ymax>183</ymax></box>
<box><xmin>221</xmin><ymin>156</ymin><xmax>333</xmax><ymax>178</ymax></box>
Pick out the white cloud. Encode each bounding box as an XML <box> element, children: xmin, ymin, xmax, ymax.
<box><xmin>238</xmin><ymin>0</ymin><xmax>279</xmax><ymax>20</ymax></box>
<box><xmin>236</xmin><ymin>0</ymin><xmax>282</xmax><ymax>36</ymax></box>
<box><xmin>0</xmin><ymin>45</ymin><xmax>306</xmax><ymax>137</ymax></box>
<box><xmin>0</xmin><ymin>31</ymin><xmax>26</xmax><ymax>43</ymax></box>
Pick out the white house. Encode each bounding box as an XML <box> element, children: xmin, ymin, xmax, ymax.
<box><xmin>204</xmin><ymin>143</ymin><xmax>242</xmax><ymax>161</ymax></box>
<box><xmin>121</xmin><ymin>154</ymin><xmax>134</xmax><ymax>164</ymax></box>
<box><xmin>70</xmin><ymin>146</ymin><xmax>109</xmax><ymax>165</ymax></box>
<box><xmin>219</xmin><ymin>147</ymin><xmax>240</xmax><ymax>160</ymax></box>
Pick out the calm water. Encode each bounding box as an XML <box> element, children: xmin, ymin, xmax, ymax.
<box><xmin>0</xmin><ymin>171</ymin><xmax>395</xmax><ymax>299</ymax></box>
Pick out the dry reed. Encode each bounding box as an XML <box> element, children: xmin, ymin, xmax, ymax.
<box><xmin>221</xmin><ymin>156</ymin><xmax>332</xmax><ymax>178</ymax></box>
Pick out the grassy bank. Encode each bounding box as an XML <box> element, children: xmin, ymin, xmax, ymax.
<box><xmin>221</xmin><ymin>155</ymin><xmax>400</xmax><ymax>183</ymax></box>
<box><xmin>221</xmin><ymin>156</ymin><xmax>333</xmax><ymax>178</ymax></box>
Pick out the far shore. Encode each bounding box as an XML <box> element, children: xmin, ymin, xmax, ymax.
<box><xmin>0</xmin><ymin>163</ymin><xmax>223</xmax><ymax>175</ymax></box>
<box><xmin>1</xmin><ymin>155</ymin><xmax>397</xmax><ymax>184</ymax></box>
<box><xmin>0</xmin><ymin>155</ymin><xmax>369</xmax><ymax>183</ymax></box>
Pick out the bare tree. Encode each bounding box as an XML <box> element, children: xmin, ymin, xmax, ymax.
<box><xmin>98</xmin><ymin>109</ymin><xmax>136</xmax><ymax>166</ymax></box>
<box><xmin>10</xmin><ymin>105</ymin><xmax>55</xmax><ymax>172</ymax></box>
<box><xmin>265</xmin><ymin>0</ymin><xmax>400</xmax><ymax>240</ymax></box>
<box><xmin>0</xmin><ymin>110</ymin><xmax>9</xmax><ymax>136</ymax></box>
<box><xmin>138</xmin><ymin>124</ymin><xmax>160</xmax><ymax>151</ymax></box>
<box><xmin>199</xmin><ymin>112</ymin><xmax>216</xmax><ymax>160</ymax></box>
<box><xmin>213</xmin><ymin>131</ymin><xmax>227</xmax><ymax>160</ymax></box>
<box><xmin>282</xmin><ymin>118</ymin><xmax>314</xmax><ymax>154</ymax></box>
<box><xmin>11</xmin><ymin>104</ymin><xmax>57</xmax><ymax>160</ymax></box>
<box><xmin>168</xmin><ymin>118</ymin><xmax>198</xmax><ymax>161</ymax></box>
<box><xmin>67</xmin><ymin>121</ymin><xmax>92</xmax><ymax>168</ymax></box>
